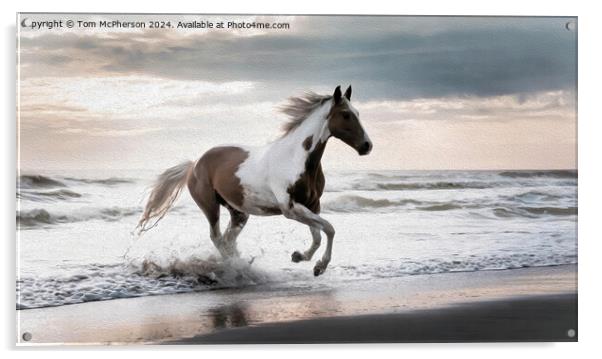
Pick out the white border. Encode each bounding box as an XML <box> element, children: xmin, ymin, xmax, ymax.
<box><xmin>3</xmin><ymin>0</ymin><xmax>600</xmax><ymax>358</ymax></box>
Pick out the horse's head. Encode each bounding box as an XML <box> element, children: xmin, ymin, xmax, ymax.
<box><xmin>327</xmin><ymin>85</ymin><xmax>372</xmax><ymax>156</ymax></box>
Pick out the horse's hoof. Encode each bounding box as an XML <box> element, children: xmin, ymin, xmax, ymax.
<box><xmin>313</xmin><ymin>261</ymin><xmax>326</xmax><ymax>276</ymax></box>
<box><xmin>291</xmin><ymin>251</ymin><xmax>304</xmax><ymax>263</ymax></box>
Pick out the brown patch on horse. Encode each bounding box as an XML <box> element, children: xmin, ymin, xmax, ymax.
<box><xmin>302</xmin><ymin>136</ymin><xmax>313</xmax><ymax>151</ymax></box>
<box><xmin>258</xmin><ymin>206</ymin><xmax>282</xmax><ymax>215</ymax></box>
<box><xmin>286</xmin><ymin>140</ymin><xmax>327</xmax><ymax>213</ymax></box>
<box><xmin>188</xmin><ymin>164</ymin><xmax>220</xmax><ymax>227</ymax></box>
<box><xmin>190</xmin><ymin>146</ymin><xmax>249</xmax><ymax>211</ymax></box>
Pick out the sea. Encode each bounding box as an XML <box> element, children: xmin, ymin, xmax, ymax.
<box><xmin>16</xmin><ymin>169</ymin><xmax>577</xmax><ymax>310</ymax></box>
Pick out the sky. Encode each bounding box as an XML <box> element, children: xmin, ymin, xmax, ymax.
<box><xmin>17</xmin><ymin>14</ymin><xmax>577</xmax><ymax>171</ymax></box>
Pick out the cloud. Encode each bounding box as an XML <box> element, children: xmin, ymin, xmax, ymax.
<box><xmin>17</xmin><ymin>15</ymin><xmax>577</xmax><ymax>170</ymax></box>
<box><xmin>18</xmin><ymin>75</ymin><xmax>258</xmax><ymax>124</ymax></box>
<box><xmin>358</xmin><ymin>90</ymin><xmax>575</xmax><ymax>123</ymax></box>
<box><xmin>56</xmin><ymin>126</ymin><xmax>164</xmax><ymax>137</ymax></box>
<box><xmin>19</xmin><ymin>16</ymin><xmax>576</xmax><ymax>101</ymax></box>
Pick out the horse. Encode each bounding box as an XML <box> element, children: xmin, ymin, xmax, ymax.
<box><xmin>136</xmin><ymin>85</ymin><xmax>372</xmax><ymax>276</ymax></box>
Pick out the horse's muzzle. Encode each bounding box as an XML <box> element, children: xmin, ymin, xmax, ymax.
<box><xmin>358</xmin><ymin>140</ymin><xmax>373</xmax><ymax>156</ymax></box>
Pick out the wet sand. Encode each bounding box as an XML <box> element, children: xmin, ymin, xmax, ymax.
<box><xmin>17</xmin><ymin>264</ymin><xmax>577</xmax><ymax>345</ymax></box>
<box><xmin>172</xmin><ymin>294</ymin><xmax>577</xmax><ymax>343</ymax></box>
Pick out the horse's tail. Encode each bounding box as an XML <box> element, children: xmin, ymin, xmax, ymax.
<box><xmin>136</xmin><ymin>160</ymin><xmax>194</xmax><ymax>234</ymax></box>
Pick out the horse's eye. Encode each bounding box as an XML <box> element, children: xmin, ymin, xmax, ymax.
<box><xmin>342</xmin><ymin>113</ymin><xmax>351</xmax><ymax>120</ymax></box>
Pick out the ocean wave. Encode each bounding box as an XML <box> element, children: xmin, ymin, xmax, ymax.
<box><xmin>493</xmin><ymin>206</ymin><xmax>577</xmax><ymax>218</ymax></box>
<box><xmin>364</xmin><ymin>172</ymin><xmax>414</xmax><ymax>180</ymax></box>
<box><xmin>322</xmin><ymin>195</ymin><xmax>467</xmax><ymax>213</ymax></box>
<box><xmin>63</xmin><ymin>177</ymin><xmax>135</xmax><ymax>185</ymax></box>
<box><xmin>321</xmin><ymin>195</ymin><xmax>423</xmax><ymax>213</ymax></box>
<box><xmin>504</xmin><ymin>191</ymin><xmax>566</xmax><ymax>203</ymax></box>
<box><xmin>18</xmin><ymin>174</ymin><xmax>135</xmax><ymax>191</ymax></box>
<box><xmin>375</xmin><ymin>181</ymin><xmax>490</xmax><ymax>191</ymax></box>
<box><xmin>520</xmin><ymin>206</ymin><xmax>578</xmax><ymax>216</ymax></box>
<box><xmin>17</xmin><ymin>189</ymin><xmax>82</xmax><ymax>201</ymax></box>
<box><xmin>18</xmin><ymin>175</ymin><xmax>66</xmax><ymax>189</ymax></box>
<box><xmin>17</xmin><ymin>206</ymin><xmax>140</xmax><ymax>228</ymax></box>
<box><xmin>17</xmin><ymin>253</ymin><xmax>577</xmax><ymax>310</ymax></box>
<box><xmin>498</xmin><ymin>170</ymin><xmax>577</xmax><ymax>179</ymax></box>
<box><xmin>17</xmin><ymin>257</ymin><xmax>269</xmax><ymax>310</ymax></box>
<box><xmin>361</xmin><ymin>254</ymin><xmax>577</xmax><ymax>279</ymax></box>
<box><xmin>329</xmin><ymin>171</ymin><xmax>577</xmax><ymax>192</ymax></box>
<box><xmin>17</xmin><ymin>209</ymin><xmax>57</xmax><ymax>227</ymax></box>
<box><xmin>418</xmin><ymin>203</ymin><xmax>464</xmax><ymax>211</ymax></box>
<box><xmin>322</xmin><ymin>193</ymin><xmax>577</xmax><ymax>217</ymax></box>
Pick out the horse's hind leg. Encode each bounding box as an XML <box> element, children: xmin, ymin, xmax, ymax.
<box><xmin>291</xmin><ymin>226</ymin><xmax>322</xmax><ymax>262</ymax></box>
<box><xmin>222</xmin><ymin>206</ymin><xmax>249</xmax><ymax>257</ymax></box>
<box><xmin>188</xmin><ymin>171</ymin><xmax>224</xmax><ymax>256</ymax></box>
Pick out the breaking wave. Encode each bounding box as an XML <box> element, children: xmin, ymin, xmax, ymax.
<box><xmin>322</xmin><ymin>195</ymin><xmax>417</xmax><ymax>211</ymax></box>
<box><xmin>17</xmin><ymin>206</ymin><xmax>140</xmax><ymax>228</ymax></box>
<box><xmin>17</xmin><ymin>256</ymin><xmax>270</xmax><ymax>309</ymax></box>
<box><xmin>322</xmin><ymin>195</ymin><xmax>467</xmax><ymax>213</ymax></box>
<box><xmin>375</xmin><ymin>181</ymin><xmax>490</xmax><ymax>191</ymax></box>
<box><xmin>328</xmin><ymin>170</ymin><xmax>577</xmax><ymax>192</ymax></box>
<box><xmin>18</xmin><ymin>174</ymin><xmax>135</xmax><ymax>190</ymax></box>
<box><xmin>498</xmin><ymin>170</ymin><xmax>577</xmax><ymax>179</ymax></box>
<box><xmin>322</xmin><ymin>195</ymin><xmax>422</xmax><ymax>213</ymax></box>
<box><xmin>322</xmin><ymin>194</ymin><xmax>576</xmax><ymax>218</ymax></box>
<box><xmin>17</xmin><ymin>189</ymin><xmax>82</xmax><ymax>201</ymax></box>
<box><xmin>18</xmin><ymin>175</ymin><xmax>66</xmax><ymax>189</ymax></box>
<box><xmin>339</xmin><ymin>253</ymin><xmax>578</xmax><ymax>279</ymax></box>
<box><xmin>418</xmin><ymin>203</ymin><xmax>464</xmax><ymax>211</ymax></box>
<box><xmin>493</xmin><ymin>206</ymin><xmax>577</xmax><ymax>218</ymax></box>
<box><xmin>63</xmin><ymin>177</ymin><xmax>135</xmax><ymax>185</ymax></box>
<box><xmin>17</xmin><ymin>251</ymin><xmax>577</xmax><ymax>310</ymax></box>
<box><xmin>503</xmin><ymin>191</ymin><xmax>567</xmax><ymax>203</ymax></box>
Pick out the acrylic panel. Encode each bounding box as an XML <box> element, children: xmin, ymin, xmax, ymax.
<box><xmin>16</xmin><ymin>14</ymin><xmax>577</xmax><ymax>345</ymax></box>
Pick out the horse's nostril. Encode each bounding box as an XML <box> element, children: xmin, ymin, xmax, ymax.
<box><xmin>359</xmin><ymin>141</ymin><xmax>372</xmax><ymax>155</ymax></box>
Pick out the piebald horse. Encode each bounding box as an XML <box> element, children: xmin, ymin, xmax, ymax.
<box><xmin>137</xmin><ymin>85</ymin><xmax>372</xmax><ymax>276</ymax></box>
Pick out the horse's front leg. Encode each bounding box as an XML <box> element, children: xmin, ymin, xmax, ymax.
<box><xmin>291</xmin><ymin>226</ymin><xmax>322</xmax><ymax>263</ymax></box>
<box><xmin>281</xmin><ymin>202</ymin><xmax>335</xmax><ymax>276</ymax></box>
<box><xmin>313</xmin><ymin>230</ymin><xmax>333</xmax><ymax>277</ymax></box>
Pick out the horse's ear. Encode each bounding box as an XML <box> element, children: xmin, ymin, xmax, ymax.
<box><xmin>344</xmin><ymin>85</ymin><xmax>352</xmax><ymax>101</ymax></box>
<box><xmin>333</xmin><ymin>85</ymin><xmax>342</xmax><ymax>104</ymax></box>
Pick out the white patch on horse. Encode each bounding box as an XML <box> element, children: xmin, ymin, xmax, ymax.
<box><xmin>236</xmin><ymin>99</ymin><xmax>331</xmax><ymax>215</ymax></box>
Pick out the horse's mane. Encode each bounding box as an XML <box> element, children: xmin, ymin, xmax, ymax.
<box><xmin>279</xmin><ymin>92</ymin><xmax>332</xmax><ymax>136</ymax></box>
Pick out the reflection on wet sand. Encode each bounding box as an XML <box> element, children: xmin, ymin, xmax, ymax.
<box><xmin>209</xmin><ymin>303</ymin><xmax>249</xmax><ymax>329</ymax></box>
<box><xmin>203</xmin><ymin>290</ymin><xmax>340</xmax><ymax>334</ymax></box>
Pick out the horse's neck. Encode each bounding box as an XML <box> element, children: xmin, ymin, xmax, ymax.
<box><xmin>275</xmin><ymin>102</ymin><xmax>331</xmax><ymax>154</ymax></box>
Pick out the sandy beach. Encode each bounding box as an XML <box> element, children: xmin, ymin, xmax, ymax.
<box><xmin>17</xmin><ymin>264</ymin><xmax>577</xmax><ymax>345</ymax></box>
<box><xmin>173</xmin><ymin>294</ymin><xmax>576</xmax><ymax>343</ymax></box>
